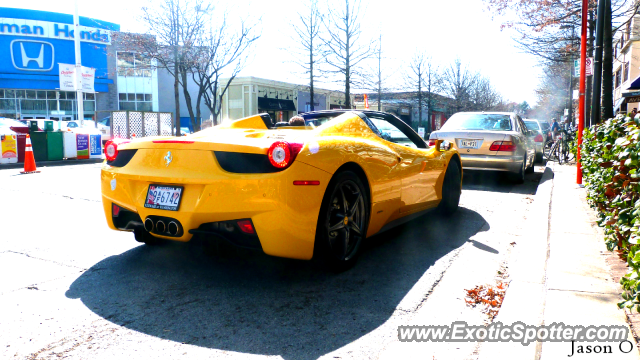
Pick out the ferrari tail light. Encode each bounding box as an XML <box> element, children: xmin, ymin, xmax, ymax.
<box><xmin>237</xmin><ymin>219</ymin><xmax>255</xmax><ymax>234</ymax></box>
<box><xmin>105</xmin><ymin>138</ymin><xmax>131</xmax><ymax>162</ymax></box>
<box><xmin>534</xmin><ymin>134</ymin><xmax>544</xmax><ymax>142</ymax></box>
<box><xmin>267</xmin><ymin>141</ymin><xmax>303</xmax><ymax>169</ymax></box>
<box><xmin>489</xmin><ymin>141</ymin><xmax>516</xmax><ymax>152</ymax></box>
<box><xmin>112</xmin><ymin>203</ymin><xmax>121</xmax><ymax>217</ymax></box>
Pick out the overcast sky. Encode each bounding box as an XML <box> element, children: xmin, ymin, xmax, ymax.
<box><xmin>5</xmin><ymin>0</ymin><xmax>542</xmax><ymax>105</ymax></box>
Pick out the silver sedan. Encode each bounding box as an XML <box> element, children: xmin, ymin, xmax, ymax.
<box><xmin>429</xmin><ymin>112</ymin><xmax>536</xmax><ymax>183</ymax></box>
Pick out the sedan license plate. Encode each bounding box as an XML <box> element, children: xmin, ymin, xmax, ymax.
<box><xmin>144</xmin><ymin>185</ymin><xmax>183</xmax><ymax>211</ymax></box>
<box><xmin>460</xmin><ymin>139</ymin><xmax>478</xmax><ymax>148</ymax></box>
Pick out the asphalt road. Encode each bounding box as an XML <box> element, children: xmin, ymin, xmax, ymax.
<box><xmin>0</xmin><ymin>163</ymin><xmax>544</xmax><ymax>360</ymax></box>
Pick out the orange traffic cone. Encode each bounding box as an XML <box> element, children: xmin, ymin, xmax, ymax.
<box><xmin>21</xmin><ymin>134</ymin><xmax>40</xmax><ymax>174</ymax></box>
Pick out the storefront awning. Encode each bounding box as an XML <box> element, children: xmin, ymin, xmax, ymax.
<box><xmin>258</xmin><ymin>97</ymin><xmax>297</xmax><ymax>111</ymax></box>
<box><xmin>627</xmin><ymin>75</ymin><xmax>640</xmax><ymax>91</ymax></box>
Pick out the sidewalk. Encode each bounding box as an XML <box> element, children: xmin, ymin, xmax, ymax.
<box><xmin>0</xmin><ymin>158</ymin><xmax>103</xmax><ymax>170</ymax></box>
<box><xmin>481</xmin><ymin>162</ymin><xmax>639</xmax><ymax>359</ymax></box>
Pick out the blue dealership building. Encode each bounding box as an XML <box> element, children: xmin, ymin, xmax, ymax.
<box><xmin>0</xmin><ymin>7</ymin><xmax>165</xmax><ymax>122</ymax></box>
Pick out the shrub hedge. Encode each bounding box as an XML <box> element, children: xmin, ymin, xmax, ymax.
<box><xmin>581</xmin><ymin>114</ymin><xmax>640</xmax><ymax>311</ymax></box>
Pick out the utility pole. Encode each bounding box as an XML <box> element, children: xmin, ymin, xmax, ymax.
<box><xmin>590</xmin><ymin>0</ymin><xmax>606</xmax><ymax>125</ymax></box>
<box><xmin>563</xmin><ymin>24</ymin><xmax>577</xmax><ymax>125</ymax></box>
<box><xmin>73</xmin><ymin>0</ymin><xmax>84</xmax><ymax>125</ymax></box>
<box><xmin>578</xmin><ymin>0</ymin><xmax>589</xmax><ymax>184</ymax></box>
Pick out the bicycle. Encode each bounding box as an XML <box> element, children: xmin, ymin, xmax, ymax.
<box><xmin>544</xmin><ymin>129</ymin><xmax>575</xmax><ymax>164</ymax></box>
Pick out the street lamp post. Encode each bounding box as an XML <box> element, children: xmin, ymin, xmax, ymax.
<box><xmin>562</xmin><ymin>24</ymin><xmax>577</xmax><ymax>125</ymax></box>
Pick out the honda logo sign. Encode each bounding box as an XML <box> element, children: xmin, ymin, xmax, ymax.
<box><xmin>10</xmin><ymin>39</ymin><xmax>55</xmax><ymax>72</ymax></box>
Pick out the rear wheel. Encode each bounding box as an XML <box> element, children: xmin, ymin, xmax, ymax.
<box><xmin>315</xmin><ymin>171</ymin><xmax>369</xmax><ymax>271</ymax></box>
<box><xmin>134</xmin><ymin>228</ymin><xmax>159</xmax><ymax>245</ymax></box>
<box><xmin>438</xmin><ymin>160</ymin><xmax>461</xmax><ymax>216</ymax></box>
<box><xmin>543</xmin><ymin>140</ymin><xmax>554</xmax><ymax>160</ymax></box>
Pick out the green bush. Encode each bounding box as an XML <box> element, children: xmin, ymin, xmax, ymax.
<box><xmin>581</xmin><ymin>115</ymin><xmax>640</xmax><ymax>311</ymax></box>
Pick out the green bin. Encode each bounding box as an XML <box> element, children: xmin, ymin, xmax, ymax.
<box><xmin>44</xmin><ymin>120</ymin><xmax>54</xmax><ymax>132</ymax></box>
<box><xmin>46</xmin><ymin>131</ymin><xmax>63</xmax><ymax>160</ymax></box>
<box><xmin>30</xmin><ymin>132</ymin><xmax>63</xmax><ymax>161</ymax></box>
<box><xmin>30</xmin><ymin>132</ymin><xmax>47</xmax><ymax>161</ymax></box>
<box><xmin>29</xmin><ymin>121</ymin><xmax>39</xmax><ymax>132</ymax></box>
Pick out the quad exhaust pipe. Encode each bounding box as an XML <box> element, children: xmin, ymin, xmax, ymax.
<box><xmin>143</xmin><ymin>217</ymin><xmax>182</xmax><ymax>237</ymax></box>
<box><xmin>168</xmin><ymin>221</ymin><xmax>179</xmax><ymax>236</ymax></box>
<box><xmin>144</xmin><ymin>218</ymin><xmax>154</xmax><ymax>232</ymax></box>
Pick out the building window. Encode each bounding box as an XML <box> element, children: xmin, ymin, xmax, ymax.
<box><xmin>0</xmin><ymin>89</ymin><xmax>96</xmax><ymax>119</ymax></box>
<box><xmin>616</xmin><ymin>67</ymin><xmax>622</xmax><ymax>88</ymax></box>
<box><xmin>118</xmin><ymin>93</ymin><xmax>153</xmax><ymax>111</ymax></box>
<box><xmin>624</xmin><ymin>62</ymin><xmax>630</xmax><ymax>82</ymax></box>
<box><xmin>116</xmin><ymin>52</ymin><xmax>152</xmax><ymax>77</ymax></box>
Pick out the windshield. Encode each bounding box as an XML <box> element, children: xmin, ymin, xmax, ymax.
<box><xmin>99</xmin><ymin>117</ymin><xmax>110</xmax><ymax>126</ymax></box>
<box><xmin>524</xmin><ymin>121</ymin><xmax>540</xmax><ymax>130</ymax></box>
<box><xmin>304</xmin><ymin>116</ymin><xmax>334</xmax><ymax>128</ymax></box>
<box><xmin>441</xmin><ymin>113</ymin><xmax>512</xmax><ymax>131</ymax></box>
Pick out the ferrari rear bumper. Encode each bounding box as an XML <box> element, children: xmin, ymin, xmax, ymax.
<box><xmin>101</xmin><ymin>154</ymin><xmax>333</xmax><ymax>260</ymax></box>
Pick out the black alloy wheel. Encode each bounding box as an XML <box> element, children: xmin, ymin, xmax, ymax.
<box><xmin>315</xmin><ymin>171</ymin><xmax>369</xmax><ymax>271</ymax></box>
<box><xmin>438</xmin><ymin>160</ymin><xmax>461</xmax><ymax>216</ymax></box>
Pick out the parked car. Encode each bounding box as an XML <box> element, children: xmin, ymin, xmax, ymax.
<box><xmin>429</xmin><ymin>112</ymin><xmax>536</xmax><ymax>183</ymax></box>
<box><xmin>97</xmin><ymin>116</ymin><xmax>112</xmax><ymax>141</ymax></box>
<box><xmin>0</xmin><ymin>118</ymin><xmax>30</xmax><ymax>133</ymax></box>
<box><xmin>523</xmin><ymin>119</ymin><xmax>551</xmax><ymax>162</ymax></box>
<box><xmin>102</xmin><ymin>110</ymin><xmax>462</xmax><ymax>270</ymax></box>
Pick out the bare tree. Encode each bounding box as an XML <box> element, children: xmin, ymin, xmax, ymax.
<box><xmin>403</xmin><ymin>52</ymin><xmax>439</xmax><ymax>132</ymax></box>
<box><xmin>192</xmin><ymin>13</ymin><xmax>259</xmax><ymax>127</ymax></box>
<box><xmin>288</xmin><ymin>0</ymin><xmax>326</xmax><ymax>112</ymax></box>
<box><xmin>440</xmin><ymin>58</ymin><xmax>478</xmax><ymax>113</ymax></box>
<box><xmin>469</xmin><ymin>76</ymin><xmax>503</xmax><ymax>111</ymax></box>
<box><xmin>361</xmin><ymin>33</ymin><xmax>395</xmax><ymax>111</ymax></box>
<box><xmin>323</xmin><ymin>0</ymin><xmax>375</xmax><ymax>108</ymax></box>
<box><xmin>136</xmin><ymin>0</ymin><xmax>211</xmax><ymax>136</ymax></box>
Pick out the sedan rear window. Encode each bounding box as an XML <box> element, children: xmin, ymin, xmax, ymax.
<box><xmin>441</xmin><ymin>114</ymin><xmax>512</xmax><ymax>131</ymax></box>
<box><xmin>540</xmin><ymin>122</ymin><xmax>551</xmax><ymax>131</ymax></box>
<box><xmin>524</xmin><ymin>121</ymin><xmax>540</xmax><ymax>130</ymax></box>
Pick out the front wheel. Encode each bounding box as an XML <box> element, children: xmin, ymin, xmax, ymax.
<box><xmin>543</xmin><ymin>140</ymin><xmax>556</xmax><ymax>161</ymax></box>
<box><xmin>315</xmin><ymin>171</ymin><xmax>370</xmax><ymax>271</ymax></box>
<box><xmin>438</xmin><ymin>160</ymin><xmax>461</xmax><ymax>216</ymax></box>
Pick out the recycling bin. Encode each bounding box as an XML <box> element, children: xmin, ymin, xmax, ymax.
<box><xmin>44</xmin><ymin>120</ymin><xmax>54</xmax><ymax>132</ymax></box>
<box><xmin>46</xmin><ymin>131</ymin><xmax>63</xmax><ymax>161</ymax></box>
<box><xmin>30</xmin><ymin>131</ymin><xmax>63</xmax><ymax>161</ymax></box>
<box><xmin>30</xmin><ymin>131</ymin><xmax>48</xmax><ymax>162</ymax></box>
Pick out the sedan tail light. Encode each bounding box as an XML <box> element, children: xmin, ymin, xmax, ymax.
<box><xmin>534</xmin><ymin>134</ymin><xmax>544</xmax><ymax>142</ymax></box>
<box><xmin>489</xmin><ymin>141</ymin><xmax>517</xmax><ymax>152</ymax></box>
<box><xmin>267</xmin><ymin>141</ymin><xmax>303</xmax><ymax>169</ymax></box>
<box><xmin>428</xmin><ymin>139</ymin><xmax>436</xmax><ymax>147</ymax></box>
<box><xmin>104</xmin><ymin>138</ymin><xmax>131</xmax><ymax>162</ymax></box>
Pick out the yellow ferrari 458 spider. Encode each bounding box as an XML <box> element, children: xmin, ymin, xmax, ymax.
<box><xmin>101</xmin><ymin>110</ymin><xmax>462</xmax><ymax>269</ymax></box>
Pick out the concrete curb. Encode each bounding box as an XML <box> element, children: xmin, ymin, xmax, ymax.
<box><xmin>478</xmin><ymin>162</ymin><xmax>555</xmax><ymax>360</ymax></box>
<box><xmin>0</xmin><ymin>158</ymin><xmax>104</xmax><ymax>170</ymax></box>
